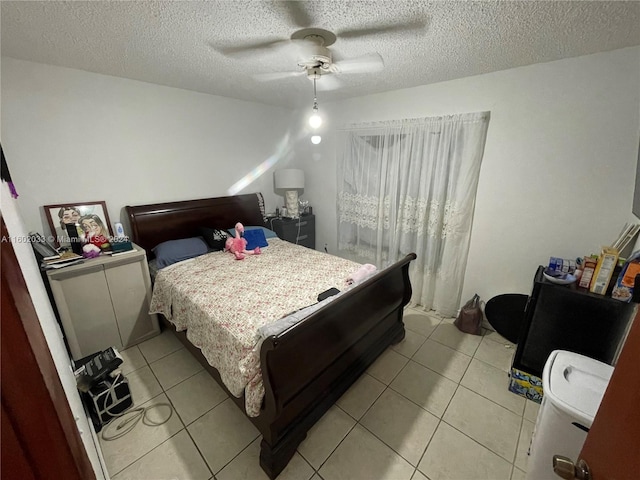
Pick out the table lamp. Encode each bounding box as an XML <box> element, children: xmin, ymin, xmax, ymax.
<box><xmin>274</xmin><ymin>169</ymin><xmax>305</xmax><ymax>218</ymax></box>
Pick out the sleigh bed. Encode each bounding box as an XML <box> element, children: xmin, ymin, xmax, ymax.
<box><xmin>126</xmin><ymin>193</ymin><xmax>416</xmax><ymax>479</ymax></box>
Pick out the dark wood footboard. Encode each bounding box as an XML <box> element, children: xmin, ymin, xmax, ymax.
<box><xmin>126</xmin><ymin>194</ymin><xmax>416</xmax><ymax>479</ymax></box>
<box><xmin>256</xmin><ymin>252</ymin><xmax>415</xmax><ymax>478</ymax></box>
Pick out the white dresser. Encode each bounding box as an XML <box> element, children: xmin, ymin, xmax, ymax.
<box><xmin>46</xmin><ymin>244</ymin><xmax>160</xmax><ymax>360</ymax></box>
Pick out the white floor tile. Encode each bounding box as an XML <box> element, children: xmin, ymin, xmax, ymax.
<box><xmin>298</xmin><ymin>406</ymin><xmax>356</xmax><ymax>469</ymax></box>
<box><xmin>149</xmin><ymin>347</ymin><xmax>203</xmax><ymax>390</ymax></box>
<box><xmin>411</xmin><ymin>469</ymin><xmax>430</xmax><ymax>480</ymax></box>
<box><xmin>461</xmin><ymin>359</ymin><xmax>525</xmax><ymax>415</ymax></box>
<box><xmin>438</xmin><ymin>314</ymin><xmax>457</xmax><ymax>324</ymax></box>
<box><xmin>118</xmin><ymin>345</ymin><xmax>147</xmax><ymax>375</ymax></box>
<box><xmin>97</xmin><ymin>308</ymin><xmax>543</xmax><ymax>480</ymax></box>
<box><xmin>474</xmin><ymin>336</ymin><xmax>516</xmax><ymax>372</ymax></box>
<box><xmin>443</xmin><ymin>386</ymin><xmax>521</xmax><ymax>462</ymax></box>
<box><xmin>511</xmin><ymin>466</ymin><xmax>527</xmax><ymax>480</ymax></box>
<box><xmin>360</xmin><ymin>389</ymin><xmax>439</xmax><ymax>466</ymax></box>
<box><xmin>391</xmin><ymin>328</ymin><xmax>428</xmax><ymax>358</ymax></box>
<box><xmin>367</xmin><ymin>348</ymin><xmax>409</xmax><ymax>385</ymax></box>
<box><xmin>483</xmin><ymin>329</ymin><xmax>516</xmax><ymax>347</ymax></box>
<box><xmin>390</xmin><ymin>360</ymin><xmax>457</xmax><ymax>418</ymax></box>
<box><xmin>166</xmin><ymin>370</ymin><xmax>228</xmax><ymax>426</ymax></box>
<box><xmin>403</xmin><ymin>310</ymin><xmax>441</xmax><ymax>338</ymax></box>
<box><xmin>514</xmin><ymin>419</ymin><xmax>535</xmax><ymax>472</ymax></box>
<box><xmin>187</xmin><ymin>398</ymin><xmax>260</xmax><ymax>473</ymax></box>
<box><xmin>524</xmin><ymin>399</ymin><xmax>540</xmax><ymax>423</ymax></box>
<box><xmin>112</xmin><ymin>429</ymin><xmax>211</xmax><ymax>480</ymax></box>
<box><xmin>99</xmin><ymin>393</ymin><xmax>185</xmax><ymax>476</ymax></box>
<box><xmin>125</xmin><ymin>365</ymin><xmax>164</xmax><ymax>407</ymax></box>
<box><xmin>336</xmin><ymin>373</ymin><xmax>386</xmax><ymax>420</ymax></box>
<box><xmin>319</xmin><ymin>424</ymin><xmax>415</xmax><ymax>480</ymax></box>
<box><xmin>429</xmin><ymin>322</ymin><xmax>483</xmax><ymax>356</ymax></box>
<box><xmin>138</xmin><ymin>329</ymin><xmax>184</xmax><ymax>364</ymax></box>
<box><xmin>217</xmin><ymin>438</ymin><xmax>315</xmax><ymax>480</ymax></box>
<box><xmin>418</xmin><ymin>422</ymin><xmax>512</xmax><ymax>480</ymax></box>
<box><xmin>412</xmin><ymin>339</ymin><xmax>472</xmax><ymax>383</ymax></box>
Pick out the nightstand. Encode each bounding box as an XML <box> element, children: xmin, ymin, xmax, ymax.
<box><xmin>271</xmin><ymin>214</ymin><xmax>315</xmax><ymax>249</ymax></box>
<box><xmin>46</xmin><ymin>244</ymin><xmax>160</xmax><ymax>360</ymax></box>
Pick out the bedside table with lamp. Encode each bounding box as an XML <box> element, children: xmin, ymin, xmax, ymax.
<box><xmin>270</xmin><ymin>214</ymin><xmax>316</xmax><ymax>249</ymax></box>
<box><xmin>273</xmin><ymin>168</ymin><xmax>316</xmax><ymax>249</ymax></box>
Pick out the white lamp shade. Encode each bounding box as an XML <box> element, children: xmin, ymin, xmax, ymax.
<box><xmin>274</xmin><ymin>169</ymin><xmax>305</xmax><ymax>190</ymax></box>
<box><xmin>275</xmin><ymin>169</ymin><xmax>304</xmax><ymax>218</ymax></box>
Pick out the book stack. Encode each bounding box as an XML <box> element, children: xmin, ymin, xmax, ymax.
<box><xmin>41</xmin><ymin>252</ymin><xmax>84</xmax><ymax>269</ymax></box>
<box><xmin>110</xmin><ymin>237</ymin><xmax>134</xmax><ymax>256</ymax></box>
<box><xmin>29</xmin><ymin>231</ymin><xmax>83</xmax><ymax>269</ymax></box>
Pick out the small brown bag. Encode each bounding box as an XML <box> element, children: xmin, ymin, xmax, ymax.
<box><xmin>454</xmin><ymin>294</ymin><xmax>483</xmax><ymax>335</ymax></box>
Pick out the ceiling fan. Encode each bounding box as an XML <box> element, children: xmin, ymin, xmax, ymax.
<box><xmin>215</xmin><ymin>1</ymin><xmax>426</xmax><ymax>89</ymax></box>
<box><xmin>247</xmin><ymin>28</ymin><xmax>388</xmax><ymax>89</ymax></box>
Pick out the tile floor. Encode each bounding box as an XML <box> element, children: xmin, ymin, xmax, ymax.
<box><xmin>98</xmin><ymin>307</ymin><xmax>539</xmax><ymax>480</ymax></box>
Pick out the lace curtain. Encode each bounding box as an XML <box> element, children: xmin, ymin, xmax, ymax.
<box><xmin>337</xmin><ymin>112</ymin><xmax>490</xmax><ymax>316</ymax></box>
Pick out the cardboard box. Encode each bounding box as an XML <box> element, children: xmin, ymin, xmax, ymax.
<box><xmin>579</xmin><ymin>256</ymin><xmax>598</xmax><ymax>289</ymax></box>
<box><xmin>590</xmin><ymin>247</ymin><xmax>619</xmax><ymax>295</ymax></box>
<box><xmin>508</xmin><ymin>367</ymin><xmax>543</xmax><ymax>403</ymax></box>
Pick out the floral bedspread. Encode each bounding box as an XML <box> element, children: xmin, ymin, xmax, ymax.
<box><xmin>149</xmin><ymin>238</ymin><xmax>361</xmax><ymax>416</ymax></box>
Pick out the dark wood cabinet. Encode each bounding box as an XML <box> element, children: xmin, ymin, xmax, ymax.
<box><xmin>513</xmin><ymin>265</ymin><xmax>637</xmax><ymax>378</ymax></box>
<box><xmin>509</xmin><ymin>265</ymin><xmax>637</xmax><ymax>402</ymax></box>
<box><xmin>270</xmin><ymin>214</ymin><xmax>315</xmax><ymax>249</ymax></box>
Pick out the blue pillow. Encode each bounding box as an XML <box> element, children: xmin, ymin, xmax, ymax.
<box><xmin>227</xmin><ymin>226</ymin><xmax>278</xmax><ymax>239</ymax></box>
<box><xmin>153</xmin><ymin>237</ymin><xmax>208</xmax><ymax>269</ymax></box>
<box><xmin>243</xmin><ymin>228</ymin><xmax>269</xmax><ymax>250</ymax></box>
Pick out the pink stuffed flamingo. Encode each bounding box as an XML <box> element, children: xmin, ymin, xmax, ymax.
<box><xmin>225</xmin><ymin>222</ymin><xmax>261</xmax><ymax>260</ymax></box>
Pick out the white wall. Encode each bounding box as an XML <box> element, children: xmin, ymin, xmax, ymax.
<box><xmin>1</xmin><ymin>57</ymin><xmax>299</xmax><ymax>236</ymax></box>
<box><xmin>294</xmin><ymin>46</ymin><xmax>640</xmax><ymax>308</ymax></box>
<box><xmin>3</xmin><ymin>48</ymin><xmax>639</xmax><ymax>312</ymax></box>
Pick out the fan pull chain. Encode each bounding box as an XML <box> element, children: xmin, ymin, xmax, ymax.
<box><xmin>313</xmin><ymin>76</ymin><xmax>318</xmax><ymax>111</ymax></box>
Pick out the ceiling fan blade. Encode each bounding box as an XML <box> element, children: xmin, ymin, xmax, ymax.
<box><xmin>315</xmin><ymin>75</ymin><xmax>342</xmax><ymax>91</ymax></box>
<box><xmin>280</xmin><ymin>0</ymin><xmax>313</xmax><ymax>28</ymax></box>
<box><xmin>337</xmin><ymin>20</ymin><xmax>427</xmax><ymax>39</ymax></box>
<box><xmin>332</xmin><ymin>53</ymin><xmax>385</xmax><ymax>74</ymax></box>
<box><xmin>215</xmin><ymin>38</ymin><xmax>289</xmax><ymax>57</ymax></box>
<box><xmin>253</xmin><ymin>70</ymin><xmax>305</xmax><ymax>82</ymax></box>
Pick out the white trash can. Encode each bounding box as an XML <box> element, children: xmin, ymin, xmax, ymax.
<box><xmin>526</xmin><ymin>350</ymin><xmax>613</xmax><ymax>479</ymax></box>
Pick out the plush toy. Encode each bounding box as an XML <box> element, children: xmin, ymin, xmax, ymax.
<box><xmin>347</xmin><ymin>263</ymin><xmax>377</xmax><ymax>285</ymax></box>
<box><xmin>225</xmin><ymin>222</ymin><xmax>261</xmax><ymax>260</ymax></box>
<box><xmin>86</xmin><ymin>233</ymin><xmax>110</xmax><ymax>251</ymax></box>
<box><xmin>82</xmin><ymin>243</ymin><xmax>101</xmax><ymax>258</ymax></box>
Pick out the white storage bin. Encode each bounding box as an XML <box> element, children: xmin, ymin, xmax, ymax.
<box><xmin>526</xmin><ymin>350</ymin><xmax>613</xmax><ymax>479</ymax></box>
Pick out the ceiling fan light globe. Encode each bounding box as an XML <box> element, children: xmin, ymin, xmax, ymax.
<box><xmin>309</xmin><ymin>113</ymin><xmax>322</xmax><ymax>129</ymax></box>
<box><xmin>311</xmin><ymin>135</ymin><xmax>322</xmax><ymax>145</ymax></box>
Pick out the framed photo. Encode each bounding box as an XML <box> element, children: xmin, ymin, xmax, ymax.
<box><xmin>44</xmin><ymin>201</ymin><xmax>113</xmax><ymax>249</ymax></box>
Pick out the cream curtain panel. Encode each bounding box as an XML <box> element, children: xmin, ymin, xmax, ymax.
<box><xmin>337</xmin><ymin>112</ymin><xmax>490</xmax><ymax>316</ymax></box>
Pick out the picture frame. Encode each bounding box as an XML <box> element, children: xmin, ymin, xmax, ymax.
<box><xmin>44</xmin><ymin>201</ymin><xmax>113</xmax><ymax>249</ymax></box>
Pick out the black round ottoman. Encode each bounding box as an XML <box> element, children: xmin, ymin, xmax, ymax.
<box><xmin>484</xmin><ymin>294</ymin><xmax>528</xmax><ymax>343</ymax></box>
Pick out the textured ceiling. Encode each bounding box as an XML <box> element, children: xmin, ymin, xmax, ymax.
<box><xmin>2</xmin><ymin>1</ymin><xmax>639</xmax><ymax>109</ymax></box>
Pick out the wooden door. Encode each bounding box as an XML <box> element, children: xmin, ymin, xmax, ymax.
<box><xmin>0</xmin><ymin>217</ymin><xmax>95</xmax><ymax>480</ymax></box>
<box><xmin>576</xmin><ymin>307</ymin><xmax>640</xmax><ymax>479</ymax></box>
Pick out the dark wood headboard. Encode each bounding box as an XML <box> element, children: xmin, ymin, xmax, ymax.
<box><xmin>126</xmin><ymin>193</ymin><xmax>265</xmax><ymax>258</ymax></box>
